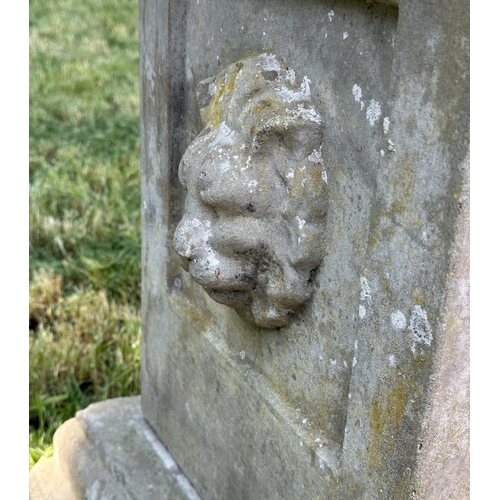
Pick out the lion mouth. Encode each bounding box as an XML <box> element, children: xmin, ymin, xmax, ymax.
<box><xmin>204</xmin><ymin>288</ymin><xmax>251</xmax><ymax>307</ymax></box>
<box><xmin>188</xmin><ymin>263</ymin><xmax>256</xmax><ymax>291</ymax></box>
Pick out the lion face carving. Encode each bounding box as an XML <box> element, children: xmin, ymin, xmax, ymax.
<box><xmin>173</xmin><ymin>54</ymin><xmax>328</xmax><ymax>329</ymax></box>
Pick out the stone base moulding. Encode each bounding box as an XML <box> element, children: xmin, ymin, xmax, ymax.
<box><xmin>29</xmin><ymin>397</ymin><xmax>201</xmax><ymax>500</ymax></box>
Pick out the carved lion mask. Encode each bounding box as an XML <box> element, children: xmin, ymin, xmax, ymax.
<box><xmin>174</xmin><ymin>53</ymin><xmax>328</xmax><ymax>329</ymax></box>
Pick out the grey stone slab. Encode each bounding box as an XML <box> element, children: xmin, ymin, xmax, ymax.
<box><xmin>140</xmin><ymin>0</ymin><xmax>469</xmax><ymax>498</ymax></box>
<box><xmin>29</xmin><ymin>397</ymin><xmax>201</xmax><ymax>500</ymax></box>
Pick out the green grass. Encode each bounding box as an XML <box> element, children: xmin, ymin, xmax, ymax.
<box><xmin>29</xmin><ymin>0</ymin><xmax>141</xmax><ymax>468</ymax></box>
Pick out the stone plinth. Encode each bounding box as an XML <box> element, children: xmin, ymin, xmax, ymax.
<box><xmin>29</xmin><ymin>397</ymin><xmax>200</xmax><ymax>500</ymax></box>
<box><xmin>139</xmin><ymin>0</ymin><xmax>469</xmax><ymax>498</ymax></box>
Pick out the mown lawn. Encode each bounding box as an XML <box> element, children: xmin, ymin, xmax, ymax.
<box><xmin>29</xmin><ymin>0</ymin><xmax>141</xmax><ymax>468</ymax></box>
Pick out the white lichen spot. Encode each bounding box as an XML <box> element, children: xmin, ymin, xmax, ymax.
<box><xmin>388</xmin><ymin>354</ymin><xmax>396</xmax><ymax>367</ymax></box>
<box><xmin>278</xmin><ymin>76</ymin><xmax>312</xmax><ymax>103</ymax></box>
<box><xmin>380</xmin><ymin>149</ymin><xmax>385</xmax><ymax>157</ymax></box>
<box><xmin>328</xmin><ymin>10</ymin><xmax>335</xmax><ymax>22</ymax></box>
<box><xmin>388</xmin><ymin>139</ymin><xmax>396</xmax><ymax>152</ymax></box>
<box><xmin>352</xmin><ymin>84</ymin><xmax>362</xmax><ymax>103</ymax></box>
<box><xmin>248</xmin><ymin>179</ymin><xmax>258</xmax><ymax>193</ymax></box>
<box><xmin>143</xmin><ymin>200</ymin><xmax>147</xmax><ymax>210</ymax></box>
<box><xmin>360</xmin><ymin>276</ymin><xmax>372</xmax><ymax>304</ymax></box>
<box><xmin>359</xmin><ymin>304</ymin><xmax>366</xmax><ymax>319</ymax></box>
<box><xmin>300</xmin><ymin>440</ymin><xmax>304</xmax><ymax>447</ymax></box>
<box><xmin>287</xmin><ymin>103</ymin><xmax>322</xmax><ymax>124</ymax></box>
<box><xmin>360</xmin><ymin>100</ymin><xmax>365</xmax><ymax>110</ymax></box>
<box><xmin>409</xmin><ymin>305</ymin><xmax>433</xmax><ymax>346</ymax></box>
<box><xmin>241</xmin><ymin>155</ymin><xmax>252</xmax><ymax>171</ymax></box>
<box><xmin>330</xmin><ymin>359</ymin><xmax>336</xmax><ymax>366</ymax></box>
<box><xmin>391</xmin><ymin>310</ymin><xmax>406</xmax><ymax>329</ymax></box>
<box><xmin>354</xmin><ymin>340</ymin><xmax>358</xmax><ymax>350</ymax></box>
<box><xmin>302</xmin><ymin>418</ymin><xmax>308</xmax><ymax>425</ymax></box>
<box><xmin>343</xmin><ymin>32</ymin><xmax>349</xmax><ymax>40</ymax></box>
<box><xmin>286</xmin><ymin>170</ymin><xmax>294</xmax><ymax>179</ymax></box>
<box><xmin>348</xmin><ymin>392</ymin><xmax>352</xmax><ymax>399</ymax></box>
<box><xmin>325</xmin><ymin>33</ymin><xmax>328</xmax><ymax>39</ymax></box>
<box><xmin>352</xmin><ymin>356</ymin><xmax>358</xmax><ymax>367</ymax></box>
<box><xmin>239</xmin><ymin>350</ymin><xmax>246</xmax><ymax>360</ymax></box>
<box><xmin>308</xmin><ymin>146</ymin><xmax>324</xmax><ymax>164</ymax></box>
<box><xmin>296</xmin><ymin>217</ymin><xmax>306</xmax><ymax>229</ymax></box>
<box><xmin>366</xmin><ymin>100</ymin><xmax>382</xmax><ymax>126</ymax></box>
<box><xmin>321</xmin><ymin>170</ymin><xmax>328</xmax><ymax>183</ymax></box>
<box><xmin>383</xmin><ymin>116</ymin><xmax>390</xmax><ymax>134</ymax></box>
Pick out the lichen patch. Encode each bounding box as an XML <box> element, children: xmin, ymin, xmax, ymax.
<box><xmin>409</xmin><ymin>305</ymin><xmax>433</xmax><ymax>346</ymax></box>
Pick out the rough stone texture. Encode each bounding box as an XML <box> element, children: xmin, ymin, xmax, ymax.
<box><xmin>140</xmin><ymin>0</ymin><xmax>469</xmax><ymax>498</ymax></box>
<box><xmin>413</xmin><ymin>168</ymin><xmax>470</xmax><ymax>499</ymax></box>
<box><xmin>173</xmin><ymin>54</ymin><xmax>328</xmax><ymax>328</ymax></box>
<box><xmin>29</xmin><ymin>397</ymin><xmax>201</xmax><ymax>500</ymax></box>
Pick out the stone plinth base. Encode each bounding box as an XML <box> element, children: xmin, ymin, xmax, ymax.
<box><xmin>29</xmin><ymin>397</ymin><xmax>201</xmax><ymax>500</ymax></box>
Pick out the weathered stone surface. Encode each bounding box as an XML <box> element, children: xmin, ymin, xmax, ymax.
<box><xmin>413</xmin><ymin>169</ymin><xmax>470</xmax><ymax>499</ymax></box>
<box><xmin>140</xmin><ymin>0</ymin><xmax>469</xmax><ymax>498</ymax></box>
<box><xmin>29</xmin><ymin>397</ymin><xmax>201</xmax><ymax>500</ymax></box>
<box><xmin>173</xmin><ymin>54</ymin><xmax>328</xmax><ymax>329</ymax></box>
